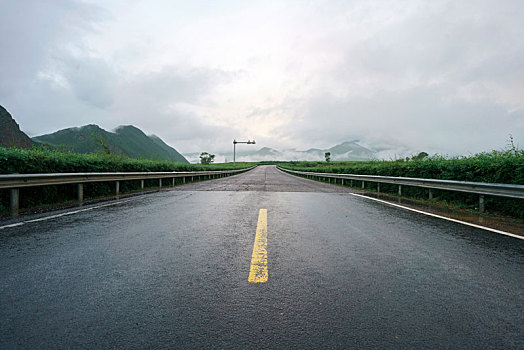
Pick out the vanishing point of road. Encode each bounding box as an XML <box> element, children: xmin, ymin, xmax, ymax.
<box><xmin>1</xmin><ymin>166</ymin><xmax>523</xmax><ymax>349</ymax></box>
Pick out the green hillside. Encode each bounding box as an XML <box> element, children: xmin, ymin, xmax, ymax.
<box><xmin>33</xmin><ymin>124</ymin><xmax>188</xmax><ymax>163</ymax></box>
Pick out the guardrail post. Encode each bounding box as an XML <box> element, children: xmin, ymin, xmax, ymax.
<box><xmin>362</xmin><ymin>181</ymin><xmax>365</xmax><ymax>189</ymax></box>
<box><xmin>115</xmin><ymin>181</ymin><xmax>120</xmax><ymax>196</ymax></box>
<box><xmin>172</xmin><ymin>178</ymin><xmax>175</xmax><ymax>186</ymax></box>
<box><xmin>183</xmin><ymin>177</ymin><xmax>185</xmax><ymax>184</ymax></box>
<box><xmin>479</xmin><ymin>195</ymin><xmax>485</xmax><ymax>212</ymax></box>
<box><xmin>191</xmin><ymin>176</ymin><xmax>194</xmax><ymax>182</ymax></box>
<box><xmin>429</xmin><ymin>189</ymin><xmax>433</xmax><ymax>200</ymax></box>
<box><xmin>10</xmin><ymin>188</ymin><xmax>19</xmax><ymax>217</ymax></box>
<box><xmin>377</xmin><ymin>183</ymin><xmax>380</xmax><ymax>193</ymax></box>
<box><xmin>77</xmin><ymin>183</ymin><xmax>84</xmax><ymax>203</ymax></box>
<box><xmin>341</xmin><ymin>179</ymin><xmax>344</xmax><ymax>186</ymax></box>
<box><xmin>159</xmin><ymin>179</ymin><xmax>162</xmax><ymax>188</ymax></box>
<box><xmin>350</xmin><ymin>180</ymin><xmax>353</xmax><ymax>187</ymax></box>
<box><xmin>398</xmin><ymin>185</ymin><xmax>402</xmax><ymax>196</ymax></box>
<box><xmin>141</xmin><ymin>180</ymin><xmax>144</xmax><ymax>189</ymax></box>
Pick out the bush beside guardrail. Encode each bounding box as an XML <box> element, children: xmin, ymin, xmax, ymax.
<box><xmin>0</xmin><ymin>147</ymin><xmax>254</xmax><ymax>217</ymax></box>
<box><xmin>279</xmin><ymin>166</ymin><xmax>524</xmax><ymax>218</ymax></box>
<box><xmin>0</xmin><ymin>167</ymin><xmax>255</xmax><ymax>217</ymax></box>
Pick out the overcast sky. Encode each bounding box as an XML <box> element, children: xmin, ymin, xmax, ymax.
<box><xmin>1</xmin><ymin>0</ymin><xmax>523</xmax><ymax>158</ymax></box>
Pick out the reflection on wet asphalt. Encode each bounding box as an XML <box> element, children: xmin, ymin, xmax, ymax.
<box><xmin>1</xmin><ymin>166</ymin><xmax>523</xmax><ymax>349</ymax></box>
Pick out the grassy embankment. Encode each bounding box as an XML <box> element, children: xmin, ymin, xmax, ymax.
<box><xmin>279</xmin><ymin>149</ymin><xmax>524</xmax><ymax>218</ymax></box>
<box><xmin>0</xmin><ymin>147</ymin><xmax>254</xmax><ymax>215</ymax></box>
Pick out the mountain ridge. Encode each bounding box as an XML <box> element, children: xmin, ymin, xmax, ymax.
<box><xmin>33</xmin><ymin>124</ymin><xmax>189</xmax><ymax>163</ymax></box>
<box><xmin>183</xmin><ymin>140</ymin><xmax>376</xmax><ymax>163</ymax></box>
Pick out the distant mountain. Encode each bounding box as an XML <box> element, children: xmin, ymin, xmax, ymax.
<box><xmin>0</xmin><ymin>105</ymin><xmax>34</xmax><ymax>149</ymax></box>
<box><xmin>244</xmin><ymin>141</ymin><xmax>375</xmax><ymax>161</ymax></box>
<box><xmin>183</xmin><ymin>140</ymin><xmax>376</xmax><ymax>163</ymax></box>
<box><xmin>33</xmin><ymin>124</ymin><xmax>188</xmax><ymax>163</ymax></box>
<box><xmin>326</xmin><ymin>140</ymin><xmax>375</xmax><ymax>161</ymax></box>
<box><xmin>252</xmin><ymin>147</ymin><xmax>282</xmax><ymax>157</ymax></box>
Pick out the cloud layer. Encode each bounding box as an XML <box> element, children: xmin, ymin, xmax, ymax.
<box><xmin>1</xmin><ymin>0</ymin><xmax>523</xmax><ymax>158</ymax></box>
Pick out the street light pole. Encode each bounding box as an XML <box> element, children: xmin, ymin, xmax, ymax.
<box><xmin>233</xmin><ymin>139</ymin><xmax>256</xmax><ymax>167</ymax></box>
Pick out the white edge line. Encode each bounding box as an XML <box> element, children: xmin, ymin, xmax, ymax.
<box><xmin>349</xmin><ymin>193</ymin><xmax>524</xmax><ymax>240</ymax></box>
<box><xmin>0</xmin><ymin>198</ymin><xmax>137</xmax><ymax>230</ymax></box>
<box><xmin>0</xmin><ymin>222</ymin><xmax>25</xmax><ymax>229</ymax></box>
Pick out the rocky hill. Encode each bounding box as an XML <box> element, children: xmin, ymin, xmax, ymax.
<box><xmin>0</xmin><ymin>105</ymin><xmax>33</xmax><ymax>149</ymax></box>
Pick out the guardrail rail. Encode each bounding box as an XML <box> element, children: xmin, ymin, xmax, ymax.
<box><xmin>278</xmin><ymin>166</ymin><xmax>524</xmax><ymax>212</ymax></box>
<box><xmin>1</xmin><ymin>166</ymin><xmax>256</xmax><ymax>217</ymax></box>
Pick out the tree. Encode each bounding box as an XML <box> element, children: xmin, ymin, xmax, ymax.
<box><xmin>200</xmin><ymin>152</ymin><xmax>215</xmax><ymax>165</ymax></box>
<box><xmin>324</xmin><ymin>152</ymin><xmax>331</xmax><ymax>162</ymax></box>
<box><xmin>412</xmin><ymin>152</ymin><xmax>428</xmax><ymax>161</ymax></box>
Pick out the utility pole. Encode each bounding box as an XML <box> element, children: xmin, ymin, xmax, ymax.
<box><xmin>233</xmin><ymin>139</ymin><xmax>255</xmax><ymax>167</ymax></box>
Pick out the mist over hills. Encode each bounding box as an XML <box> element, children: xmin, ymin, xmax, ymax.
<box><xmin>1</xmin><ymin>104</ymin><xmax>402</xmax><ymax>164</ymax></box>
<box><xmin>184</xmin><ymin>140</ymin><xmax>377</xmax><ymax>163</ymax></box>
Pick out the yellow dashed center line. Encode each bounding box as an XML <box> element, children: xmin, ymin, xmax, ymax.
<box><xmin>248</xmin><ymin>209</ymin><xmax>268</xmax><ymax>283</ymax></box>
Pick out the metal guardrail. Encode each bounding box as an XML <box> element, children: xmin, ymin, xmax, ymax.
<box><xmin>278</xmin><ymin>166</ymin><xmax>524</xmax><ymax>212</ymax></box>
<box><xmin>1</xmin><ymin>166</ymin><xmax>256</xmax><ymax>217</ymax></box>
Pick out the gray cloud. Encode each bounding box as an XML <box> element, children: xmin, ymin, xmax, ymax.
<box><xmin>0</xmin><ymin>0</ymin><xmax>68</xmax><ymax>96</ymax></box>
<box><xmin>57</xmin><ymin>56</ymin><xmax>118</xmax><ymax>109</ymax></box>
<box><xmin>287</xmin><ymin>86</ymin><xmax>521</xmax><ymax>157</ymax></box>
<box><xmin>1</xmin><ymin>0</ymin><xmax>523</xmax><ymax>158</ymax></box>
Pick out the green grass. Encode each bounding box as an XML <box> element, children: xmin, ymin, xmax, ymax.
<box><xmin>0</xmin><ymin>146</ymin><xmax>255</xmax><ymax>174</ymax></box>
<box><xmin>279</xmin><ymin>148</ymin><xmax>524</xmax><ymax>218</ymax></box>
<box><xmin>0</xmin><ymin>147</ymin><xmax>253</xmax><ymax>215</ymax></box>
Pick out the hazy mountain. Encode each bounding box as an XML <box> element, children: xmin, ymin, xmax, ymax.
<box><xmin>326</xmin><ymin>140</ymin><xmax>376</xmax><ymax>161</ymax></box>
<box><xmin>33</xmin><ymin>124</ymin><xmax>188</xmax><ymax>163</ymax></box>
<box><xmin>0</xmin><ymin>105</ymin><xmax>34</xmax><ymax>149</ymax></box>
<box><xmin>183</xmin><ymin>140</ymin><xmax>376</xmax><ymax>163</ymax></box>
<box><xmin>252</xmin><ymin>147</ymin><xmax>282</xmax><ymax>157</ymax></box>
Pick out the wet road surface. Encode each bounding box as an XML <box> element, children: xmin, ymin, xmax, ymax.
<box><xmin>1</xmin><ymin>166</ymin><xmax>523</xmax><ymax>349</ymax></box>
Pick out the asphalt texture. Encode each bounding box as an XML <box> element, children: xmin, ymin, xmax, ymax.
<box><xmin>1</xmin><ymin>165</ymin><xmax>523</xmax><ymax>349</ymax></box>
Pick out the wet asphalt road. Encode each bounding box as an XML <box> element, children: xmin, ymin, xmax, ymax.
<box><xmin>1</xmin><ymin>165</ymin><xmax>523</xmax><ymax>349</ymax></box>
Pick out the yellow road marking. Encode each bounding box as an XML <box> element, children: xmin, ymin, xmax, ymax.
<box><xmin>248</xmin><ymin>209</ymin><xmax>268</xmax><ymax>283</ymax></box>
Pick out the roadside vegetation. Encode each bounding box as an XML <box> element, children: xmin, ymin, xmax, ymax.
<box><xmin>1</xmin><ymin>143</ymin><xmax>523</xmax><ymax>219</ymax></box>
<box><xmin>199</xmin><ymin>152</ymin><xmax>215</xmax><ymax>165</ymax></box>
<box><xmin>279</xmin><ymin>145</ymin><xmax>524</xmax><ymax>218</ymax></box>
<box><xmin>0</xmin><ymin>147</ymin><xmax>253</xmax><ymax>216</ymax></box>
